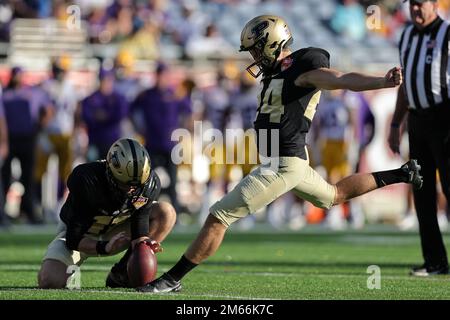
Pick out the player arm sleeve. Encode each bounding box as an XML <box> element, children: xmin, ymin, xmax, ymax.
<box><xmin>63</xmin><ymin>170</ymin><xmax>95</xmax><ymax>250</ymax></box>
<box><xmin>130</xmin><ymin>209</ymin><xmax>150</xmax><ymax>240</ymax></box>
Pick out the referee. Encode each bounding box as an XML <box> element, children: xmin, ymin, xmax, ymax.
<box><xmin>389</xmin><ymin>0</ymin><xmax>450</xmax><ymax>276</ymax></box>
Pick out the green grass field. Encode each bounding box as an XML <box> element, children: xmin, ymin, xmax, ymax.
<box><xmin>0</xmin><ymin>225</ymin><xmax>450</xmax><ymax>300</ymax></box>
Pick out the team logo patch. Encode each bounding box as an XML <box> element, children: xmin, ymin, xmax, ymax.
<box><xmin>281</xmin><ymin>57</ymin><xmax>293</xmax><ymax>70</ymax></box>
<box><xmin>132</xmin><ymin>196</ymin><xmax>149</xmax><ymax>209</ymax></box>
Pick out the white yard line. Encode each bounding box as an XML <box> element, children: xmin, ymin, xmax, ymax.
<box><xmin>1</xmin><ymin>264</ymin><xmax>449</xmax><ymax>282</ymax></box>
<box><xmin>0</xmin><ymin>288</ymin><xmax>273</xmax><ymax>300</ymax></box>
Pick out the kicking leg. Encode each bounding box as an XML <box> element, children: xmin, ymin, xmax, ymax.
<box><xmin>334</xmin><ymin>159</ymin><xmax>423</xmax><ymax>205</ymax></box>
<box><xmin>185</xmin><ymin>214</ymin><xmax>227</xmax><ymax>264</ymax></box>
<box><xmin>138</xmin><ymin>159</ymin><xmax>304</xmax><ymax>293</ymax></box>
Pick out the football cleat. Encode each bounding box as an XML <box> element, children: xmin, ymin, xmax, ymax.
<box><xmin>136</xmin><ymin>273</ymin><xmax>182</xmax><ymax>293</ymax></box>
<box><xmin>410</xmin><ymin>264</ymin><xmax>449</xmax><ymax>277</ymax></box>
<box><xmin>401</xmin><ymin>159</ymin><xmax>423</xmax><ymax>190</ymax></box>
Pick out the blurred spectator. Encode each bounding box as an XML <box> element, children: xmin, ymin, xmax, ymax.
<box><xmin>118</xmin><ymin>15</ymin><xmax>161</xmax><ymax>60</ymax></box>
<box><xmin>0</xmin><ymin>85</ymin><xmax>8</xmax><ymax>226</ymax></box>
<box><xmin>11</xmin><ymin>0</ymin><xmax>39</xmax><ymax>19</ymax></box>
<box><xmin>202</xmin><ymin>70</ymin><xmax>233</xmax><ymax>133</ymax></box>
<box><xmin>0</xmin><ymin>1</ymin><xmax>13</xmax><ymax>41</ymax></box>
<box><xmin>113</xmin><ymin>50</ymin><xmax>143</xmax><ymax>103</ymax></box>
<box><xmin>0</xmin><ymin>0</ymin><xmax>51</xmax><ymax>41</ymax></box>
<box><xmin>106</xmin><ymin>5</ymin><xmax>135</xmax><ymax>42</ymax></box>
<box><xmin>314</xmin><ymin>90</ymin><xmax>354</xmax><ymax>229</ymax></box>
<box><xmin>167</xmin><ymin>0</ymin><xmax>207</xmax><ymax>59</ymax></box>
<box><xmin>174</xmin><ymin>76</ymin><xmax>196</xmax><ymax>130</ymax></box>
<box><xmin>200</xmin><ymin>69</ymin><xmax>234</xmax><ymax>190</ymax></box>
<box><xmin>2</xmin><ymin>67</ymin><xmax>52</xmax><ymax>224</ymax></box>
<box><xmin>231</xmin><ymin>70</ymin><xmax>258</xmax><ymax>132</ymax></box>
<box><xmin>85</xmin><ymin>4</ymin><xmax>110</xmax><ymax>43</ymax></box>
<box><xmin>195</xmin><ymin>66</ymin><xmax>240</xmax><ymax>223</ymax></box>
<box><xmin>343</xmin><ymin>90</ymin><xmax>374</xmax><ymax>172</ymax></box>
<box><xmin>34</xmin><ymin>57</ymin><xmax>79</xmax><ymax>203</ymax></box>
<box><xmin>130</xmin><ymin>62</ymin><xmax>192</xmax><ymax>214</ymax></box>
<box><xmin>438</xmin><ymin>0</ymin><xmax>450</xmax><ymax>19</ymax></box>
<box><xmin>330</xmin><ymin>0</ymin><xmax>366</xmax><ymax>41</ymax></box>
<box><xmin>106</xmin><ymin>0</ymin><xmax>134</xmax><ymax>18</ymax></box>
<box><xmin>52</xmin><ymin>0</ymin><xmax>75</xmax><ymax>21</ymax></box>
<box><xmin>185</xmin><ymin>22</ymin><xmax>234</xmax><ymax>59</ymax></box>
<box><xmin>80</xmin><ymin>68</ymin><xmax>129</xmax><ymax>161</ymax></box>
<box><xmin>230</xmin><ymin>71</ymin><xmax>259</xmax><ymax>176</ymax></box>
<box><xmin>315</xmin><ymin>90</ymin><xmax>352</xmax><ymax>182</ymax></box>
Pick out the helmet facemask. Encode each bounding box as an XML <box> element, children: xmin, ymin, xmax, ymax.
<box><xmin>241</xmin><ymin>35</ymin><xmax>270</xmax><ymax>78</ymax></box>
<box><xmin>106</xmin><ymin>165</ymin><xmax>149</xmax><ymax>202</ymax></box>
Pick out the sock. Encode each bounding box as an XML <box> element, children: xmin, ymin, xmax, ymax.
<box><xmin>112</xmin><ymin>246</ymin><xmax>133</xmax><ymax>273</ymax></box>
<box><xmin>372</xmin><ymin>168</ymin><xmax>408</xmax><ymax>188</ymax></box>
<box><xmin>166</xmin><ymin>255</ymin><xmax>198</xmax><ymax>281</ymax></box>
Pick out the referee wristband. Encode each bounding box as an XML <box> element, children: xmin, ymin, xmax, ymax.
<box><xmin>390</xmin><ymin>122</ymin><xmax>400</xmax><ymax>129</ymax></box>
<box><xmin>96</xmin><ymin>241</ymin><xmax>109</xmax><ymax>255</ymax></box>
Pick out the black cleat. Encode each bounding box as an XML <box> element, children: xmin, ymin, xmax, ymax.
<box><xmin>105</xmin><ymin>266</ymin><xmax>131</xmax><ymax>288</ymax></box>
<box><xmin>137</xmin><ymin>273</ymin><xmax>182</xmax><ymax>293</ymax></box>
<box><xmin>410</xmin><ymin>264</ymin><xmax>449</xmax><ymax>277</ymax></box>
<box><xmin>401</xmin><ymin>159</ymin><xmax>423</xmax><ymax>190</ymax></box>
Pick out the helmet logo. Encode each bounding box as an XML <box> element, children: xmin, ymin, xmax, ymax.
<box><xmin>250</xmin><ymin>21</ymin><xmax>269</xmax><ymax>40</ymax></box>
<box><xmin>111</xmin><ymin>151</ymin><xmax>121</xmax><ymax>169</ymax></box>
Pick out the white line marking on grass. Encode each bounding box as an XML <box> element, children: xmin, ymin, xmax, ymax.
<box><xmin>2</xmin><ymin>265</ymin><xmax>449</xmax><ymax>282</ymax></box>
<box><xmin>0</xmin><ymin>265</ymin><xmax>111</xmax><ymax>271</ymax></box>
<box><xmin>0</xmin><ymin>288</ymin><xmax>273</xmax><ymax>300</ymax></box>
<box><xmin>93</xmin><ymin>289</ymin><xmax>274</xmax><ymax>300</ymax></box>
<box><xmin>196</xmin><ymin>269</ymin><xmax>450</xmax><ymax>281</ymax></box>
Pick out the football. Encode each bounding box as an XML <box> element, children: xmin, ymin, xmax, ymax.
<box><xmin>127</xmin><ymin>241</ymin><xmax>158</xmax><ymax>288</ymax></box>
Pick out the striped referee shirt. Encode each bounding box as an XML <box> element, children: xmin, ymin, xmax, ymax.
<box><xmin>399</xmin><ymin>17</ymin><xmax>450</xmax><ymax>110</ymax></box>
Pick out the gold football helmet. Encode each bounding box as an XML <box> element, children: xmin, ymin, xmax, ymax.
<box><xmin>106</xmin><ymin>138</ymin><xmax>151</xmax><ymax>198</ymax></box>
<box><xmin>240</xmin><ymin>15</ymin><xmax>293</xmax><ymax>78</ymax></box>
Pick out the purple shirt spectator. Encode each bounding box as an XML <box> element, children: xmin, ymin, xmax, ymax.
<box><xmin>81</xmin><ymin>90</ymin><xmax>129</xmax><ymax>155</ymax></box>
<box><xmin>3</xmin><ymin>85</ymin><xmax>50</xmax><ymax>135</ymax></box>
<box><xmin>131</xmin><ymin>87</ymin><xmax>191</xmax><ymax>153</ymax></box>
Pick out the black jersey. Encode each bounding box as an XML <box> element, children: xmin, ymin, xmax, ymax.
<box><xmin>254</xmin><ymin>47</ymin><xmax>330</xmax><ymax>159</ymax></box>
<box><xmin>60</xmin><ymin>161</ymin><xmax>161</xmax><ymax>250</ymax></box>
